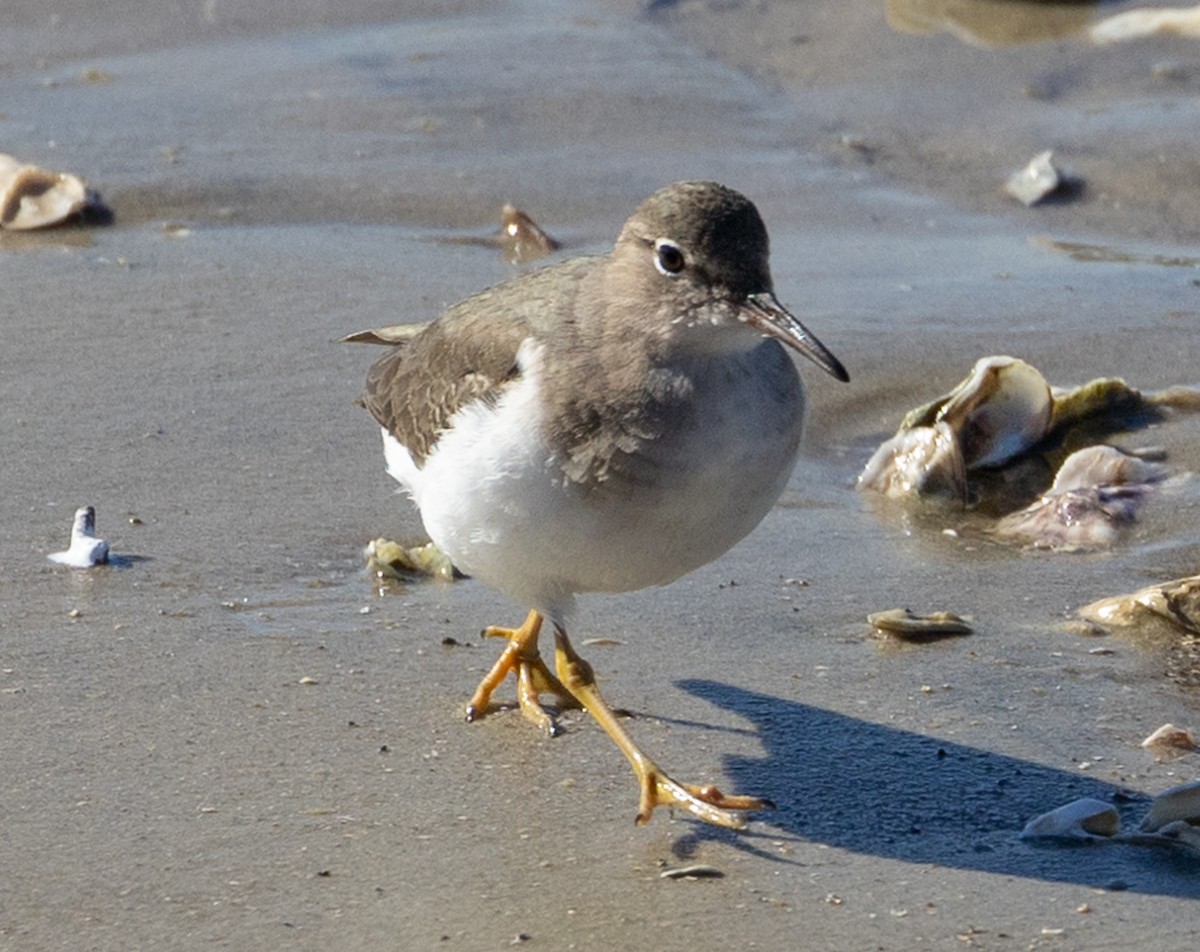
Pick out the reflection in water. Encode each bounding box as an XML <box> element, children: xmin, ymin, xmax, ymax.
<box><xmin>886</xmin><ymin>0</ymin><xmax>1099</xmax><ymax>47</ymax></box>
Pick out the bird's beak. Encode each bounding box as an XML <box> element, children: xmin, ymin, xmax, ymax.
<box><xmin>742</xmin><ymin>292</ymin><xmax>849</xmax><ymax>383</ymax></box>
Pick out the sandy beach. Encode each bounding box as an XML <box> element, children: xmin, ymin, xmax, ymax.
<box><xmin>4</xmin><ymin>1</ymin><xmax>1200</xmax><ymax>949</ymax></box>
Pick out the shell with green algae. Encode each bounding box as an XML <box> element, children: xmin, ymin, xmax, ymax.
<box><xmin>365</xmin><ymin>537</ymin><xmax>459</xmax><ymax>582</ymax></box>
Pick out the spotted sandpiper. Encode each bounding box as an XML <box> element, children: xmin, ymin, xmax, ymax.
<box><xmin>357</xmin><ymin>181</ymin><xmax>848</xmax><ymax>828</ymax></box>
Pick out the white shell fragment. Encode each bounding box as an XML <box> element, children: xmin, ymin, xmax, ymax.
<box><xmin>48</xmin><ymin>506</ymin><xmax>110</xmax><ymax>567</ymax></box>
<box><xmin>1091</xmin><ymin>4</ymin><xmax>1200</xmax><ymax>45</ymax></box>
<box><xmin>1141</xmin><ymin>723</ymin><xmax>1199</xmax><ymax>761</ymax></box>
<box><xmin>1139</xmin><ymin>779</ymin><xmax>1200</xmax><ymax>833</ymax></box>
<box><xmin>1005</xmin><ymin>150</ymin><xmax>1065</xmax><ymax>207</ymax></box>
<box><xmin>0</xmin><ymin>153</ymin><xmax>93</xmax><ymax>230</ymax></box>
<box><xmin>1021</xmin><ymin>798</ymin><xmax>1120</xmax><ymax>840</ymax></box>
<box><xmin>659</xmin><ymin>864</ymin><xmax>724</xmax><ymax>880</ymax></box>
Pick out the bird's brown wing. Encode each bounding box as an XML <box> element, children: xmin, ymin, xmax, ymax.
<box><xmin>357</xmin><ymin>258</ymin><xmax>594</xmax><ymax>467</ymax></box>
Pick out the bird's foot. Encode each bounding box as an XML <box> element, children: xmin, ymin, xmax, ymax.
<box><xmin>636</xmin><ymin>769</ymin><xmax>773</xmax><ymax>829</ymax></box>
<box><xmin>465</xmin><ymin>609</ymin><xmax>579</xmax><ymax>736</ymax></box>
<box><xmin>552</xmin><ymin>625</ymin><xmax>771</xmax><ymax>829</ymax></box>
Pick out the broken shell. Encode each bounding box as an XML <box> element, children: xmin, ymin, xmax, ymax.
<box><xmin>1139</xmin><ymin>779</ymin><xmax>1200</xmax><ymax>833</ymax></box>
<box><xmin>1091</xmin><ymin>6</ymin><xmax>1200</xmax><ymax>45</ymax></box>
<box><xmin>48</xmin><ymin>505</ymin><xmax>110</xmax><ymax>567</ymax></box>
<box><xmin>856</xmin><ymin>421</ymin><xmax>967</xmax><ymax>501</ymax></box>
<box><xmin>1005</xmin><ymin>150</ymin><xmax>1063</xmax><ymax>207</ymax></box>
<box><xmin>1079</xmin><ymin>574</ymin><xmax>1200</xmax><ymax>637</ymax></box>
<box><xmin>659</xmin><ymin>864</ymin><xmax>724</xmax><ymax>880</ymax></box>
<box><xmin>1020</xmin><ymin>797</ymin><xmax>1120</xmax><ymax>840</ymax></box>
<box><xmin>340</xmin><ymin>322</ymin><xmax>429</xmax><ymax>346</ymax></box>
<box><xmin>500</xmin><ymin>203</ymin><xmax>560</xmax><ymax>264</ymax></box>
<box><xmin>868</xmin><ymin>608</ymin><xmax>973</xmax><ymax>638</ymax></box>
<box><xmin>365</xmin><ymin>537</ymin><xmax>457</xmax><ymax>582</ymax></box>
<box><xmin>1141</xmin><ymin>723</ymin><xmax>1199</xmax><ymax>761</ymax></box>
<box><xmin>0</xmin><ymin>153</ymin><xmax>94</xmax><ymax>230</ymax></box>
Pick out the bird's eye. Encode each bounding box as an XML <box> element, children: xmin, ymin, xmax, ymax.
<box><xmin>654</xmin><ymin>239</ymin><xmax>686</xmax><ymax>276</ymax></box>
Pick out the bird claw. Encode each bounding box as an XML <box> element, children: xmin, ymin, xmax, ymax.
<box><xmin>465</xmin><ymin>611</ymin><xmax>578</xmax><ymax>734</ymax></box>
<box><xmin>636</xmin><ymin>770</ymin><xmax>772</xmax><ymax>829</ymax></box>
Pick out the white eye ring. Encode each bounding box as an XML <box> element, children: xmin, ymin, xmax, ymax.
<box><xmin>653</xmin><ymin>239</ymin><xmax>686</xmax><ymax>276</ymax></box>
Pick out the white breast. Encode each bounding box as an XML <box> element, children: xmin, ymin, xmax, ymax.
<box><xmin>383</xmin><ymin>339</ymin><xmax>805</xmax><ymax>621</ymax></box>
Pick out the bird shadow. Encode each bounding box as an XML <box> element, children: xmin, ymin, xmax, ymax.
<box><xmin>669</xmin><ymin>678</ymin><xmax>1200</xmax><ymax>898</ymax></box>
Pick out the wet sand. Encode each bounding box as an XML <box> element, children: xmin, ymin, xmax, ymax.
<box><xmin>4</xmin><ymin>1</ymin><xmax>1200</xmax><ymax>949</ymax></box>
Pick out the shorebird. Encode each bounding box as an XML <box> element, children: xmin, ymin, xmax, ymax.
<box><xmin>356</xmin><ymin>181</ymin><xmax>847</xmax><ymax>827</ymax></box>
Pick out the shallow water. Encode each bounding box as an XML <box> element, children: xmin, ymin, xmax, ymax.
<box><xmin>4</xmin><ymin>2</ymin><xmax>1200</xmax><ymax>950</ymax></box>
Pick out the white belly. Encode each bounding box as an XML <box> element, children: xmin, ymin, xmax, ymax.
<box><xmin>384</xmin><ymin>343</ymin><xmax>805</xmax><ymax>619</ymax></box>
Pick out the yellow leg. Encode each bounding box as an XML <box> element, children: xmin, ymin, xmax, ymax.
<box><xmin>552</xmin><ymin>625</ymin><xmax>770</xmax><ymax>829</ymax></box>
<box><xmin>465</xmin><ymin>609</ymin><xmax>578</xmax><ymax>736</ymax></box>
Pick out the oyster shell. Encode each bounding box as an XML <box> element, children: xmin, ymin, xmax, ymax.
<box><xmin>992</xmin><ymin>445</ymin><xmax>1167</xmax><ymax>549</ymax></box>
<box><xmin>1020</xmin><ymin>798</ymin><xmax>1120</xmax><ymax>840</ymax></box>
<box><xmin>858</xmin><ymin>360</ymin><xmax>1193</xmax><ymax>542</ymax></box>
<box><xmin>858</xmin><ymin>356</ymin><xmax>1051</xmax><ymax>500</ymax></box>
<box><xmin>856</xmin><ymin>421</ymin><xmax>967</xmax><ymax>501</ymax></box>
<box><xmin>0</xmin><ymin>153</ymin><xmax>96</xmax><ymax>230</ymax></box>
<box><xmin>1079</xmin><ymin>574</ymin><xmax>1200</xmax><ymax>637</ymax></box>
<box><xmin>1140</xmin><ymin>779</ymin><xmax>1200</xmax><ymax>833</ymax></box>
<box><xmin>48</xmin><ymin>505</ymin><xmax>110</xmax><ymax>567</ymax></box>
